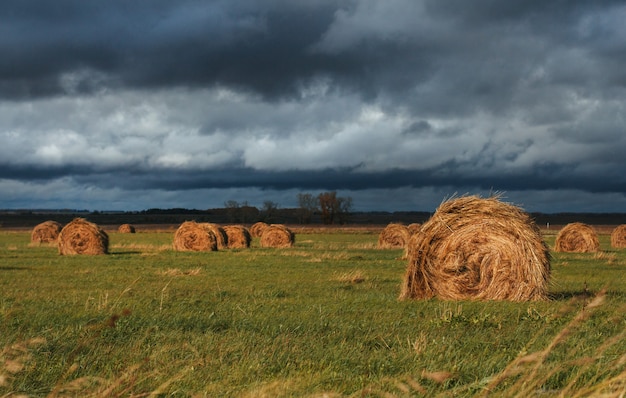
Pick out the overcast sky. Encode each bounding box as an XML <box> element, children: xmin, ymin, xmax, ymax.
<box><xmin>1</xmin><ymin>1</ymin><xmax>625</xmax><ymax>213</ymax></box>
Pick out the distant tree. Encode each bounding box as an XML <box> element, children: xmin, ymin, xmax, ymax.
<box><xmin>224</xmin><ymin>200</ymin><xmax>241</xmax><ymax>223</ymax></box>
<box><xmin>297</xmin><ymin>193</ymin><xmax>318</xmax><ymax>224</ymax></box>
<box><xmin>261</xmin><ymin>200</ymin><xmax>280</xmax><ymax>223</ymax></box>
<box><xmin>318</xmin><ymin>191</ymin><xmax>352</xmax><ymax>224</ymax></box>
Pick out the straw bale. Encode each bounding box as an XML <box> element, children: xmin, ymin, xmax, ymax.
<box><xmin>223</xmin><ymin>225</ymin><xmax>252</xmax><ymax>249</ymax></box>
<box><xmin>118</xmin><ymin>224</ymin><xmax>136</xmax><ymax>233</ymax></box>
<box><xmin>400</xmin><ymin>195</ymin><xmax>550</xmax><ymax>301</ymax></box>
<box><xmin>173</xmin><ymin>221</ymin><xmax>217</xmax><ymax>252</ymax></box>
<box><xmin>58</xmin><ymin>218</ymin><xmax>109</xmax><ymax>255</ymax></box>
<box><xmin>407</xmin><ymin>223</ymin><xmax>422</xmax><ymax>235</ymax></box>
<box><xmin>250</xmin><ymin>222</ymin><xmax>269</xmax><ymax>238</ymax></box>
<box><xmin>378</xmin><ymin>223</ymin><xmax>410</xmax><ymax>249</ymax></box>
<box><xmin>203</xmin><ymin>223</ymin><xmax>228</xmax><ymax>249</ymax></box>
<box><xmin>260</xmin><ymin>224</ymin><xmax>295</xmax><ymax>248</ymax></box>
<box><xmin>611</xmin><ymin>224</ymin><xmax>626</xmax><ymax>249</ymax></box>
<box><xmin>31</xmin><ymin>221</ymin><xmax>63</xmax><ymax>243</ymax></box>
<box><xmin>554</xmin><ymin>222</ymin><xmax>600</xmax><ymax>253</ymax></box>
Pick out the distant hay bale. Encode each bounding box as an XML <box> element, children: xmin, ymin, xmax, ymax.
<box><xmin>31</xmin><ymin>221</ymin><xmax>63</xmax><ymax>243</ymax></box>
<box><xmin>260</xmin><ymin>224</ymin><xmax>295</xmax><ymax>248</ymax></box>
<box><xmin>611</xmin><ymin>224</ymin><xmax>626</xmax><ymax>249</ymax></box>
<box><xmin>58</xmin><ymin>218</ymin><xmax>109</xmax><ymax>255</ymax></box>
<box><xmin>223</xmin><ymin>225</ymin><xmax>252</xmax><ymax>249</ymax></box>
<box><xmin>407</xmin><ymin>223</ymin><xmax>422</xmax><ymax>235</ymax></box>
<box><xmin>203</xmin><ymin>223</ymin><xmax>228</xmax><ymax>249</ymax></box>
<box><xmin>554</xmin><ymin>223</ymin><xmax>600</xmax><ymax>253</ymax></box>
<box><xmin>400</xmin><ymin>195</ymin><xmax>550</xmax><ymax>301</ymax></box>
<box><xmin>250</xmin><ymin>222</ymin><xmax>269</xmax><ymax>238</ymax></box>
<box><xmin>118</xmin><ymin>224</ymin><xmax>136</xmax><ymax>233</ymax></box>
<box><xmin>378</xmin><ymin>223</ymin><xmax>410</xmax><ymax>249</ymax></box>
<box><xmin>173</xmin><ymin>221</ymin><xmax>217</xmax><ymax>252</ymax></box>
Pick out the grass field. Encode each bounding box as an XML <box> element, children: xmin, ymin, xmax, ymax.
<box><xmin>1</xmin><ymin>227</ymin><xmax>625</xmax><ymax>397</ymax></box>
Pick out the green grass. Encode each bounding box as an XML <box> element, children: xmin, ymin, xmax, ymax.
<box><xmin>1</xmin><ymin>230</ymin><xmax>625</xmax><ymax>397</ymax></box>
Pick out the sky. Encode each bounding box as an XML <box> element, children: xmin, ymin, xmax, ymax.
<box><xmin>1</xmin><ymin>0</ymin><xmax>626</xmax><ymax>214</ymax></box>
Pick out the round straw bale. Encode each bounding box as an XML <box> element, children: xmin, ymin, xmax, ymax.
<box><xmin>118</xmin><ymin>224</ymin><xmax>136</xmax><ymax>233</ymax></box>
<box><xmin>173</xmin><ymin>221</ymin><xmax>217</xmax><ymax>252</ymax></box>
<box><xmin>203</xmin><ymin>223</ymin><xmax>228</xmax><ymax>249</ymax></box>
<box><xmin>400</xmin><ymin>195</ymin><xmax>550</xmax><ymax>301</ymax></box>
<box><xmin>554</xmin><ymin>222</ymin><xmax>599</xmax><ymax>253</ymax></box>
<box><xmin>378</xmin><ymin>223</ymin><xmax>410</xmax><ymax>249</ymax></box>
<box><xmin>407</xmin><ymin>223</ymin><xmax>422</xmax><ymax>235</ymax></box>
<box><xmin>611</xmin><ymin>224</ymin><xmax>626</xmax><ymax>249</ymax></box>
<box><xmin>31</xmin><ymin>220</ymin><xmax>63</xmax><ymax>243</ymax></box>
<box><xmin>260</xmin><ymin>224</ymin><xmax>295</xmax><ymax>248</ymax></box>
<box><xmin>250</xmin><ymin>221</ymin><xmax>269</xmax><ymax>238</ymax></box>
<box><xmin>223</xmin><ymin>225</ymin><xmax>252</xmax><ymax>248</ymax></box>
<box><xmin>58</xmin><ymin>218</ymin><xmax>109</xmax><ymax>255</ymax></box>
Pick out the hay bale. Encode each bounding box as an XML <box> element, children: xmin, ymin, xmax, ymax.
<box><xmin>400</xmin><ymin>195</ymin><xmax>550</xmax><ymax>301</ymax></box>
<box><xmin>250</xmin><ymin>222</ymin><xmax>269</xmax><ymax>238</ymax></box>
<box><xmin>223</xmin><ymin>225</ymin><xmax>252</xmax><ymax>248</ymax></box>
<box><xmin>407</xmin><ymin>223</ymin><xmax>422</xmax><ymax>235</ymax></box>
<box><xmin>173</xmin><ymin>221</ymin><xmax>217</xmax><ymax>252</ymax></box>
<box><xmin>203</xmin><ymin>223</ymin><xmax>228</xmax><ymax>249</ymax></box>
<box><xmin>611</xmin><ymin>224</ymin><xmax>626</xmax><ymax>249</ymax></box>
<box><xmin>118</xmin><ymin>224</ymin><xmax>136</xmax><ymax>233</ymax></box>
<box><xmin>554</xmin><ymin>222</ymin><xmax>600</xmax><ymax>253</ymax></box>
<box><xmin>378</xmin><ymin>223</ymin><xmax>410</xmax><ymax>249</ymax></box>
<box><xmin>31</xmin><ymin>221</ymin><xmax>63</xmax><ymax>243</ymax></box>
<box><xmin>260</xmin><ymin>224</ymin><xmax>295</xmax><ymax>248</ymax></box>
<box><xmin>58</xmin><ymin>218</ymin><xmax>109</xmax><ymax>255</ymax></box>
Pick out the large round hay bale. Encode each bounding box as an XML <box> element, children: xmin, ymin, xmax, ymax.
<box><xmin>554</xmin><ymin>223</ymin><xmax>600</xmax><ymax>253</ymax></box>
<box><xmin>58</xmin><ymin>218</ymin><xmax>109</xmax><ymax>255</ymax></box>
<box><xmin>223</xmin><ymin>225</ymin><xmax>252</xmax><ymax>248</ymax></box>
<box><xmin>118</xmin><ymin>224</ymin><xmax>136</xmax><ymax>233</ymax></box>
<box><xmin>378</xmin><ymin>223</ymin><xmax>410</xmax><ymax>249</ymax></box>
<box><xmin>407</xmin><ymin>223</ymin><xmax>422</xmax><ymax>235</ymax></box>
<box><xmin>611</xmin><ymin>224</ymin><xmax>626</xmax><ymax>249</ymax></box>
<box><xmin>203</xmin><ymin>223</ymin><xmax>228</xmax><ymax>249</ymax></box>
<box><xmin>173</xmin><ymin>221</ymin><xmax>217</xmax><ymax>252</ymax></box>
<box><xmin>260</xmin><ymin>224</ymin><xmax>295</xmax><ymax>248</ymax></box>
<box><xmin>250</xmin><ymin>222</ymin><xmax>269</xmax><ymax>238</ymax></box>
<box><xmin>400</xmin><ymin>195</ymin><xmax>550</xmax><ymax>301</ymax></box>
<box><xmin>31</xmin><ymin>221</ymin><xmax>63</xmax><ymax>243</ymax></box>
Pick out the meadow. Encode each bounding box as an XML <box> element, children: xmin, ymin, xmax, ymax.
<box><xmin>1</xmin><ymin>227</ymin><xmax>625</xmax><ymax>397</ymax></box>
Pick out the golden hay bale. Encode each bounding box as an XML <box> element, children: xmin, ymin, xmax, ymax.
<box><xmin>400</xmin><ymin>195</ymin><xmax>550</xmax><ymax>301</ymax></box>
<box><xmin>260</xmin><ymin>224</ymin><xmax>295</xmax><ymax>248</ymax></box>
<box><xmin>378</xmin><ymin>223</ymin><xmax>410</xmax><ymax>249</ymax></box>
<box><xmin>31</xmin><ymin>221</ymin><xmax>63</xmax><ymax>243</ymax></box>
<box><xmin>407</xmin><ymin>223</ymin><xmax>422</xmax><ymax>235</ymax></box>
<box><xmin>173</xmin><ymin>221</ymin><xmax>217</xmax><ymax>252</ymax></box>
<box><xmin>554</xmin><ymin>222</ymin><xmax>600</xmax><ymax>253</ymax></box>
<box><xmin>223</xmin><ymin>225</ymin><xmax>252</xmax><ymax>249</ymax></box>
<box><xmin>118</xmin><ymin>224</ymin><xmax>136</xmax><ymax>233</ymax></box>
<box><xmin>250</xmin><ymin>221</ymin><xmax>269</xmax><ymax>238</ymax></box>
<box><xmin>58</xmin><ymin>218</ymin><xmax>109</xmax><ymax>255</ymax></box>
<box><xmin>203</xmin><ymin>223</ymin><xmax>228</xmax><ymax>249</ymax></box>
<box><xmin>611</xmin><ymin>224</ymin><xmax>626</xmax><ymax>249</ymax></box>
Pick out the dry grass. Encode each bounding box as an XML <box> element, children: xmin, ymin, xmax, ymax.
<box><xmin>172</xmin><ymin>221</ymin><xmax>217</xmax><ymax>252</ymax></box>
<box><xmin>58</xmin><ymin>218</ymin><xmax>109</xmax><ymax>255</ymax></box>
<box><xmin>30</xmin><ymin>220</ymin><xmax>63</xmax><ymax>243</ymax></box>
<box><xmin>554</xmin><ymin>222</ymin><xmax>600</xmax><ymax>253</ymax></box>
<box><xmin>260</xmin><ymin>224</ymin><xmax>295</xmax><ymax>248</ymax></box>
<box><xmin>610</xmin><ymin>224</ymin><xmax>626</xmax><ymax>249</ymax></box>
<box><xmin>400</xmin><ymin>195</ymin><xmax>551</xmax><ymax>301</ymax></box>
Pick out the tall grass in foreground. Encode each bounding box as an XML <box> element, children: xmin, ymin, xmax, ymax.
<box><xmin>0</xmin><ymin>230</ymin><xmax>625</xmax><ymax>396</ymax></box>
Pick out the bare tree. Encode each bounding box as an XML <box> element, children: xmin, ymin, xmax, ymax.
<box><xmin>297</xmin><ymin>193</ymin><xmax>318</xmax><ymax>224</ymax></box>
<box><xmin>261</xmin><ymin>200</ymin><xmax>279</xmax><ymax>223</ymax></box>
<box><xmin>318</xmin><ymin>191</ymin><xmax>352</xmax><ymax>224</ymax></box>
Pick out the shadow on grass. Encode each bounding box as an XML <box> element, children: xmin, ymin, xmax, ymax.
<box><xmin>0</xmin><ymin>266</ymin><xmax>34</xmax><ymax>271</ymax></box>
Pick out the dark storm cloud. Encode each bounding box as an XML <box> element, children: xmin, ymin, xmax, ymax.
<box><xmin>1</xmin><ymin>1</ymin><xmax>626</xmax><ymax>212</ymax></box>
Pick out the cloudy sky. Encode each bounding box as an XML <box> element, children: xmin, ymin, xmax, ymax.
<box><xmin>2</xmin><ymin>1</ymin><xmax>625</xmax><ymax>213</ymax></box>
